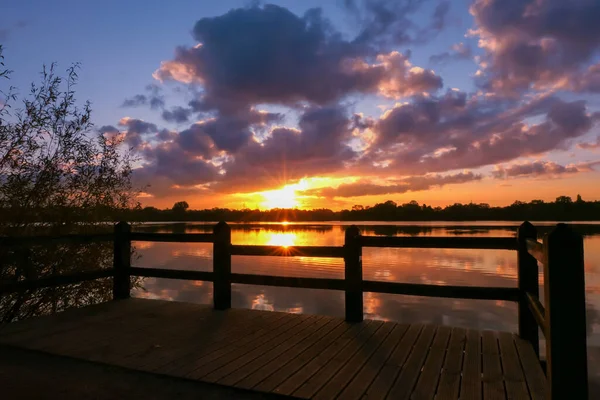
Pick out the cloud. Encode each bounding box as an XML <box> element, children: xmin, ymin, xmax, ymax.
<box><xmin>345</xmin><ymin>0</ymin><xmax>450</xmax><ymax>48</ymax></box>
<box><xmin>492</xmin><ymin>160</ymin><xmax>600</xmax><ymax>179</ymax></box>
<box><xmin>122</xmin><ymin>84</ymin><xmax>165</xmax><ymax>109</ymax></box>
<box><xmin>364</xmin><ymin>92</ymin><xmax>598</xmax><ymax>175</ymax></box>
<box><xmin>578</xmin><ymin>135</ymin><xmax>600</xmax><ymax>150</ymax></box>
<box><xmin>429</xmin><ymin>42</ymin><xmax>473</xmax><ymax>65</ymax></box>
<box><xmin>162</xmin><ymin>106</ymin><xmax>193</xmax><ymax>123</ymax></box>
<box><xmin>470</xmin><ymin>0</ymin><xmax>600</xmax><ymax>93</ymax></box>
<box><xmin>154</xmin><ymin>4</ymin><xmax>442</xmax><ymax>112</ymax></box>
<box><xmin>305</xmin><ymin>171</ymin><xmax>481</xmax><ymax>198</ymax></box>
<box><xmin>213</xmin><ymin>105</ymin><xmax>357</xmax><ymax>193</ymax></box>
<box><xmin>118</xmin><ymin>117</ymin><xmax>158</xmax><ymax>149</ymax></box>
<box><xmin>492</xmin><ymin>161</ymin><xmax>580</xmax><ymax>179</ymax></box>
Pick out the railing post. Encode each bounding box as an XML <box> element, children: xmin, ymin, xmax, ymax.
<box><xmin>517</xmin><ymin>221</ymin><xmax>539</xmax><ymax>357</ymax></box>
<box><xmin>213</xmin><ymin>221</ymin><xmax>231</xmax><ymax>310</ymax></box>
<box><xmin>113</xmin><ymin>221</ymin><xmax>131</xmax><ymax>300</ymax></box>
<box><xmin>344</xmin><ymin>225</ymin><xmax>363</xmax><ymax>322</ymax></box>
<box><xmin>543</xmin><ymin>223</ymin><xmax>587</xmax><ymax>400</ymax></box>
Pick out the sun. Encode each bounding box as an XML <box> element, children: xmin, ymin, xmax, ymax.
<box><xmin>261</xmin><ymin>185</ymin><xmax>299</xmax><ymax>209</ymax></box>
<box><xmin>266</xmin><ymin>232</ymin><xmax>297</xmax><ymax>247</ymax></box>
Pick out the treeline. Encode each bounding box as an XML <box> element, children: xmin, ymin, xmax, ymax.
<box><xmin>125</xmin><ymin>195</ymin><xmax>600</xmax><ymax>222</ymax></box>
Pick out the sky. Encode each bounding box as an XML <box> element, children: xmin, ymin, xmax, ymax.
<box><xmin>2</xmin><ymin>0</ymin><xmax>600</xmax><ymax>210</ymax></box>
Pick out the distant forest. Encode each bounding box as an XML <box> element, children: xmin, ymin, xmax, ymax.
<box><xmin>126</xmin><ymin>195</ymin><xmax>600</xmax><ymax>222</ymax></box>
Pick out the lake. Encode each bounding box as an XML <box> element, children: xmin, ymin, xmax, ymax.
<box><xmin>130</xmin><ymin>221</ymin><xmax>600</xmax><ymax>390</ymax></box>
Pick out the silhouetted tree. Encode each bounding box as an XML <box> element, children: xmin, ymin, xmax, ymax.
<box><xmin>0</xmin><ymin>46</ymin><xmax>140</xmax><ymax>322</ymax></box>
<box><xmin>172</xmin><ymin>201</ymin><xmax>189</xmax><ymax>213</ymax></box>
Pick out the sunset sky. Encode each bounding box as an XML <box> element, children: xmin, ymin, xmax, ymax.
<box><xmin>2</xmin><ymin>0</ymin><xmax>600</xmax><ymax>210</ymax></box>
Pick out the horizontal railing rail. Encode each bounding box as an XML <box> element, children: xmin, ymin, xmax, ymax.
<box><xmin>0</xmin><ymin>219</ymin><xmax>588</xmax><ymax>399</ymax></box>
<box><xmin>0</xmin><ymin>233</ymin><xmax>114</xmax><ymax>246</ymax></box>
<box><xmin>360</xmin><ymin>235</ymin><xmax>517</xmax><ymax>250</ymax></box>
<box><xmin>230</xmin><ymin>244</ymin><xmax>345</xmax><ymax>258</ymax></box>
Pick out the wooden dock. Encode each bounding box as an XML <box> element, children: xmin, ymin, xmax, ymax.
<box><xmin>0</xmin><ymin>221</ymin><xmax>590</xmax><ymax>399</ymax></box>
<box><xmin>0</xmin><ymin>298</ymin><xmax>546</xmax><ymax>400</ymax></box>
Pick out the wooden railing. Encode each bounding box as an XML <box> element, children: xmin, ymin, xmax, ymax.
<box><xmin>518</xmin><ymin>222</ymin><xmax>588</xmax><ymax>399</ymax></box>
<box><xmin>0</xmin><ymin>220</ymin><xmax>588</xmax><ymax>399</ymax></box>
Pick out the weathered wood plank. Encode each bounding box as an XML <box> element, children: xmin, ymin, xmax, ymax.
<box><xmin>50</xmin><ymin>301</ymin><xmax>215</xmax><ymax>360</ymax></box>
<box><xmin>187</xmin><ymin>313</ymin><xmax>314</xmax><ymax>380</ymax></box>
<box><xmin>514</xmin><ymin>337</ymin><xmax>546</xmax><ymax>400</ymax></box>
<box><xmin>292</xmin><ymin>320</ymin><xmax>384</xmax><ymax>399</ymax></box>
<box><xmin>235</xmin><ymin>317</ymin><xmax>344</xmax><ymax>390</ymax></box>
<box><xmin>120</xmin><ymin>307</ymin><xmax>277</xmax><ymax>370</ymax></box>
<box><xmin>460</xmin><ymin>329</ymin><xmax>482</xmax><ymax>400</ymax></box>
<box><xmin>202</xmin><ymin>315</ymin><xmax>322</xmax><ymax>383</ymax></box>
<box><xmin>337</xmin><ymin>323</ymin><xmax>409</xmax><ymax>400</ymax></box>
<box><xmin>435</xmin><ymin>327</ymin><xmax>466</xmax><ymax>400</ymax></box>
<box><xmin>482</xmin><ymin>330</ymin><xmax>505</xmax><ymax>400</ymax></box>
<box><xmin>363</xmin><ymin>324</ymin><xmax>423</xmax><ymax>400</ymax></box>
<box><xmin>254</xmin><ymin>322</ymin><xmax>362</xmax><ymax>392</ymax></box>
<box><xmin>498</xmin><ymin>332</ymin><xmax>530</xmax><ymax>400</ymax></box>
<box><xmin>410</xmin><ymin>325</ymin><xmax>452</xmax><ymax>400</ymax></box>
<box><xmin>387</xmin><ymin>324</ymin><xmax>437</xmax><ymax>400</ymax></box>
<box><xmin>219</xmin><ymin>316</ymin><xmax>333</xmax><ymax>387</ymax></box>
<box><xmin>159</xmin><ymin>310</ymin><xmax>292</xmax><ymax>377</ymax></box>
<box><xmin>313</xmin><ymin>321</ymin><xmax>395</xmax><ymax>400</ymax></box>
<box><xmin>0</xmin><ymin>299</ymin><xmax>171</xmax><ymax>347</ymax></box>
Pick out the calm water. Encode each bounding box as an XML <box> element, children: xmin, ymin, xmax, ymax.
<box><xmin>131</xmin><ymin>221</ymin><xmax>600</xmax><ymax>388</ymax></box>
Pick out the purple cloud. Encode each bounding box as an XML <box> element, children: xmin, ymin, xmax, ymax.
<box><xmin>304</xmin><ymin>171</ymin><xmax>481</xmax><ymax>198</ymax></box>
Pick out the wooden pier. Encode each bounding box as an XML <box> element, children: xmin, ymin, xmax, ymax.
<box><xmin>0</xmin><ymin>222</ymin><xmax>589</xmax><ymax>399</ymax></box>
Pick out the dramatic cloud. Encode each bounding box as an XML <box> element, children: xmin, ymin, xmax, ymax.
<box><xmin>162</xmin><ymin>106</ymin><xmax>193</xmax><ymax>124</ymax></box>
<box><xmin>578</xmin><ymin>136</ymin><xmax>600</xmax><ymax>150</ymax></box>
<box><xmin>214</xmin><ymin>105</ymin><xmax>357</xmax><ymax>192</ymax></box>
<box><xmin>470</xmin><ymin>0</ymin><xmax>600</xmax><ymax>92</ymax></box>
<box><xmin>493</xmin><ymin>160</ymin><xmax>600</xmax><ymax>179</ymax></box>
<box><xmin>492</xmin><ymin>161</ymin><xmax>580</xmax><ymax>179</ymax></box>
<box><xmin>305</xmin><ymin>171</ymin><xmax>481</xmax><ymax>198</ymax></box>
<box><xmin>154</xmin><ymin>4</ymin><xmax>442</xmax><ymax>112</ymax></box>
<box><xmin>364</xmin><ymin>92</ymin><xmax>598</xmax><ymax>175</ymax></box>
<box><xmin>118</xmin><ymin>117</ymin><xmax>158</xmax><ymax>149</ymax></box>
<box><xmin>122</xmin><ymin>84</ymin><xmax>165</xmax><ymax>109</ymax></box>
<box><xmin>429</xmin><ymin>43</ymin><xmax>473</xmax><ymax>65</ymax></box>
<box><xmin>345</xmin><ymin>0</ymin><xmax>450</xmax><ymax>48</ymax></box>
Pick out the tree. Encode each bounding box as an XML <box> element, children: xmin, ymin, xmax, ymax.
<box><xmin>576</xmin><ymin>194</ymin><xmax>583</xmax><ymax>203</ymax></box>
<box><xmin>556</xmin><ymin>196</ymin><xmax>573</xmax><ymax>204</ymax></box>
<box><xmin>172</xmin><ymin>201</ymin><xmax>189</xmax><ymax>213</ymax></box>
<box><xmin>0</xmin><ymin>46</ymin><xmax>139</xmax><ymax>322</ymax></box>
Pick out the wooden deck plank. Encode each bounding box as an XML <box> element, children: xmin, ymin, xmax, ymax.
<box><xmin>219</xmin><ymin>316</ymin><xmax>334</xmax><ymax>387</ymax></box>
<box><xmin>387</xmin><ymin>324</ymin><xmax>437</xmax><ymax>400</ymax></box>
<box><xmin>253</xmin><ymin>319</ymin><xmax>352</xmax><ymax>393</ymax></box>
<box><xmin>1</xmin><ymin>299</ymin><xmax>550</xmax><ymax>400</ymax></box>
<box><xmin>292</xmin><ymin>320</ymin><xmax>384</xmax><ymax>399</ymax></box>
<box><xmin>513</xmin><ymin>337</ymin><xmax>546</xmax><ymax>400</ymax></box>
<box><xmin>313</xmin><ymin>321</ymin><xmax>396</xmax><ymax>400</ymax></box>
<box><xmin>460</xmin><ymin>329</ymin><xmax>482</xmax><ymax>400</ymax></box>
<box><xmin>0</xmin><ymin>298</ymin><xmax>165</xmax><ymax>345</ymax></box>
<box><xmin>127</xmin><ymin>307</ymin><xmax>283</xmax><ymax>371</ymax></box>
<box><xmin>435</xmin><ymin>327</ymin><xmax>466</xmax><ymax>400</ymax></box>
<box><xmin>44</xmin><ymin>302</ymin><xmax>216</xmax><ymax>359</ymax></box>
<box><xmin>337</xmin><ymin>323</ymin><xmax>409</xmax><ymax>400</ymax></box>
<box><xmin>156</xmin><ymin>310</ymin><xmax>290</xmax><ymax>376</ymax></box>
<box><xmin>202</xmin><ymin>314</ymin><xmax>323</xmax><ymax>383</ymax></box>
<box><xmin>272</xmin><ymin>321</ymin><xmax>372</xmax><ymax>396</ymax></box>
<box><xmin>234</xmin><ymin>317</ymin><xmax>344</xmax><ymax>390</ymax></box>
<box><xmin>482</xmin><ymin>330</ymin><xmax>506</xmax><ymax>400</ymax></box>
<box><xmin>363</xmin><ymin>324</ymin><xmax>423</xmax><ymax>400</ymax></box>
<box><xmin>498</xmin><ymin>332</ymin><xmax>530</xmax><ymax>400</ymax></box>
<box><xmin>188</xmin><ymin>313</ymin><xmax>316</xmax><ymax>381</ymax></box>
<box><xmin>411</xmin><ymin>325</ymin><xmax>452</xmax><ymax>400</ymax></box>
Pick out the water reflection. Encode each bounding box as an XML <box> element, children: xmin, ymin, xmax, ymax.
<box><xmin>131</xmin><ymin>222</ymin><xmax>600</xmax><ymax>389</ymax></box>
